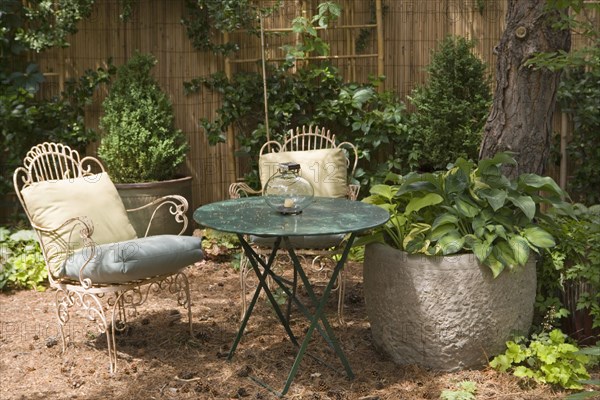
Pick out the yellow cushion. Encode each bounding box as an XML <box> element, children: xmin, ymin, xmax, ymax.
<box><xmin>21</xmin><ymin>173</ymin><xmax>137</xmax><ymax>255</ymax></box>
<box><xmin>259</xmin><ymin>148</ymin><xmax>348</xmax><ymax>198</ymax></box>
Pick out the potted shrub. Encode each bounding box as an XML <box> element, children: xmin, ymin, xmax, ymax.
<box><xmin>359</xmin><ymin>152</ymin><xmax>569</xmax><ymax>371</ymax></box>
<box><xmin>99</xmin><ymin>52</ymin><xmax>192</xmax><ymax>235</ymax></box>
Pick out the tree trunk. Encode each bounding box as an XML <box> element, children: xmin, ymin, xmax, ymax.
<box><xmin>479</xmin><ymin>0</ymin><xmax>570</xmax><ymax>177</ymax></box>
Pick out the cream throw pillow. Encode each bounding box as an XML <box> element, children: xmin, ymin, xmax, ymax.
<box><xmin>259</xmin><ymin>148</ymin><xmax>348</xmax><ymax>198</ymax></box>
<box><xmin>21</xmin><ymin>173</ymin><xmax>137</xmax><ymax>273</ymax></box>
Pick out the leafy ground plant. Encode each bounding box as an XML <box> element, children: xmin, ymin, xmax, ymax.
<box><xmin>490</xmin><ymin>329</ymin><xmax>590</xmax><ymax>390</ymax></box>
<box><xmin>0</xmin><ymin>227</ymin><xmax>46</xmax><ymax>291</ymax></box>
<box><xmin>440</xmin><ymin>381</ymin><xmax>477</xmax><ymax>400</ymax></box>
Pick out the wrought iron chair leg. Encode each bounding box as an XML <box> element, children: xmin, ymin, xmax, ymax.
<box><xmin>55</xmin><ymin>288</ymin><xmax>70</xmax><ymax>354</ymax></box>
<box><xmin>174</xmin><ymin>272</ymin><xmax>193</xmax><ymax>336</ymax></box>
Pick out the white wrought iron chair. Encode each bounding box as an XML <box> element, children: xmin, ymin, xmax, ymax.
<box><xmin>13</xmin><ymin>142</ymin><xmax>204</xmax><ymax>372</ymax></box>
<box><xmin>229</xmin><ymin>125</ymin><xmax>359</xmax><ymax>323</ymax></box>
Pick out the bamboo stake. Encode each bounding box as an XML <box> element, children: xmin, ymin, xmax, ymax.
<box><xmin>223</xmin><ymin>31</ymin><xmax>237</xmax><ymax>183</ymax></box>
<box><xmin>375</xmin><ymin>0</ymin><xmax>384</xmax><ymax>91</ymax></box>
<box><xmin>228</xmin><ymin>53</ymin><xmax>379</xmax><ymax>64</ymax></box>
<box><xmin>260</xmin><ymin>14</ymin><xmax>271</xmax><ymax>148</ymax></box>
<box><xmin>560</xmin><ymin>112</ymin><xmax>568</xmax><ymax>191</ymax></box>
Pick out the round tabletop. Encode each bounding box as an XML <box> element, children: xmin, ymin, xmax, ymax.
<box><xmin>193</xmin><ymin>197</ymin><xmax>389</xmax><ymax>237</ymax></box>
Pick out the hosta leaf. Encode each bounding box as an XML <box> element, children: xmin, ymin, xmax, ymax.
<box><xmin>405</xmin><ymin>193</ymin><xmax>443</xmax><ymax>214</ymax></box>
<box><xmin>491</xmin><ymin>224</ymin><xmax>508</xmax><ymax>240</ymax></box>
<box><xmin>509</xmin><ymin>195</ymin><xmax>536</xmax><ymax>220</ymax></box>
<box><xmin>493</xmin><ymin>240</ymin><xmax>517</xmax><ymax>269</ymax></box>
<box><xmin>522</xmin><ymin>226</ymin><xmax>556</xmax><ymax>248</ymax></box>
<box><xmin>478</xmin><ymin>152</ymin><xmax>517</xmax><ymax>175</ymax></box>
<box><xmin>454</xmin><ymin>195</ymin><xmax>480</xmax><ymax>218</ymax></box>
<box><xmin>368</xmin><ymin>184</ymin><xmax>396</xmax><ymax>201</ymax></box>
<box><xmin>485</xmin><ymin>252</ymin><xmax>505</xmax><ymax>278</ymax></box>
<box><xmin>430</xmin><ymin>224</ymin><xmax>456</xmax><ymax>241</ymax></box>
<box><xmin>509</xmin><ymin>235</ymin><xmax>530</xmax><ymax>266</ymax></box>
<box><xmin>471</xmin><ymin>215</ymin><xmax>489</xmax><ymax>237</ymax></box>
<box><xmin>518</xmin><ymin>174</ymin><xmax>564</xmax><ymax>196</ymax></box>
<box><xmin>389</xmin><ymin>215</ymin><xmax>407</xmax><ymax>228</ymax></box>
<box><xmin>479</xmin><ymin>188</ymin><xmax>507</xmax><ymax>211</ymax></box>
<box><xmin>472</xmin><ymin>240</ymin><xmax>492</xmax><ymax>263</ymax></box>
<box><xmin>404</xmin><ymin>237</ymin><xmax>428</xmax><ymax>254</ymax></box>
<box><xmin>445</xmin><ymin>167</ymin><xmax>469</xmax><ymax>194</ymax></box>
<box><xmin>435</xmin><ymin>230</ymin><xmax>464</xmax><ymax>255</ymax></box>
<box><xmin>431</xmin><ymin>213</ymin><xmax>459</xmax><ymax>230</ymax></box>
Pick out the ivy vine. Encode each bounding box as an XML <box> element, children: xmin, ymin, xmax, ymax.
<box><xmin>182</xmin><ymin>0</ymin><xmax>280</xmax><ymax>55</ymax></box>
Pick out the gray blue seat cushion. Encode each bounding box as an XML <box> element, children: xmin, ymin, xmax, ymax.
<box><xmin>59</xmin><ymin>235</ymin><xmax>203</xmax><ymax>284</ymax></box>
<box><xmin>249</xmin><ymin>234</ymin><xmax>345</xmax><ymax>249</ymax></box>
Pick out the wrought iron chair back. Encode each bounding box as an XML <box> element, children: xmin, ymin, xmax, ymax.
<box><xmin>229</xmin><ymin>125</ymin><xmax>359</xmax><ymax>323</ymax></box>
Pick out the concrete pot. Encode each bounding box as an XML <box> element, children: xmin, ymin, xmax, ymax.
<box><xmin>115</xmin><ymin>176</ymin><xmax>193</xmax><ymax>237</ymax></box>
<box><xmin>363</xmin><ymin>242</ymin><xmax>536</xmax><ymax>371</ymax></box>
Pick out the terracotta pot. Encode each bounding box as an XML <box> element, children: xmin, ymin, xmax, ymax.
<box><xmin>363</xmin><ymin>243</ymin><xmax>536</xmax><ymax>371</ymax></box>
<box><xmin>115</xmin><ymin>176</ymin><xmax>193</xmax><ymax>237</ymax></box>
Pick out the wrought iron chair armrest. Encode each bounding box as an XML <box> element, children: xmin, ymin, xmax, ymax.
<box><xmin>31</xmin><ymin>216</ymin><xmax>95</xmax><ymax>242</ymax></box>
<box><xmin>31</xmin><ymin>216</ymin><xmax>97</xmax><ymax>287</ymax></box>
<box><xmin>229</xmin><ymin>182</ymin><xmax>262</xmax><ymax>199</ymax></box>
<box><xmin>126</xmin><ymin>195</ymin><xmax>189</xmax><ymax>237</ymax></box>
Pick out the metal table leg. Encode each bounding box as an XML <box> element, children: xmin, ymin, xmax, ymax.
<box><xmin>228</xmin><ymin>233</ymin><xmax>357</xmax><ymax>397</ymax></box>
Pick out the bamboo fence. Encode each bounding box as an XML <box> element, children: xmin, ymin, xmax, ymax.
<box><xmin>32</xmin><ymin>0</ymin><xmax>597</xmax><ymax>209</ymax></box>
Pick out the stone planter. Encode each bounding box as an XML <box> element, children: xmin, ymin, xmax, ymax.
<box><xmin>363</xmin><ymin>242</ymin><xmax>536</xmax><ymax>371</ymax></box>
<box><xmin>115</xmin><ymin>176</ymin><xmax>193</xmax><ymax>237</ymax></box>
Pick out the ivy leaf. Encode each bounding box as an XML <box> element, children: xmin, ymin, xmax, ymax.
<box><xmin>352</xmin><ymin>87</ymin><xmax>374</xmax><ymax>108</ymax></box>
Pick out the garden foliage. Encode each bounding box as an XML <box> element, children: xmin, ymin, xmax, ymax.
<box><xmin>556</xmin><ymin>64</ymin><xmax>600</xmax><ymax>205</ymax></box>
<box><xmin>361</xmin><ymin>152</ymin><xmax>568</xmax><ymax>277</ymax></box>
<box><xmin>407</xmin><ymin>36</ymin><xmax>491</xmax><ymax>172</ymax></box>
<box><xmin>490</xmin><ymin>329</ymin><xmax>590</xmax><ymax>390</ymax></box>
<box><xmin>536</xmin><ymin>204</ymin><xmax>600</xmax><ymax>331</ymax></box>
<box><xmin>0</xmin><ymin>227</ymin><xmax>46</xmax><ymax>291</ymax></box>
<box><xmin>0</xmin><ymin>0</ymin><xmax>113</xmax><ymax>195</ymax></box>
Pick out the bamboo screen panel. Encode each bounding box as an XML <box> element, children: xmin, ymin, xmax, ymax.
<box><xmin>35</xmin><ymin>0</ymin><xmax>227</xmax><ymax>208</ymax></box>
<box><xmin>34</xmin><ymin>0</ymin><xmax>593</xmax><ymax>207</ymax></box>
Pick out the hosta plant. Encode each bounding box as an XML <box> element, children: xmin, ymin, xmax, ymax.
<box><xmin>361</xmin><ymin>152</ymin><xmax>569</xmax><ymax>277</ymax></box>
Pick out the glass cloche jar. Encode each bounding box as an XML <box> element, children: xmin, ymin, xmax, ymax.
<box><xmin>264</xmin><ymin>162</ymin><xmax>314</xmax><ymax>214</ymax></box>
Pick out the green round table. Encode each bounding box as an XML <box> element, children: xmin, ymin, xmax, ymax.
<box><xmin>194</xmin><ymin>196</ymin><xmax>389</xmax><ymax>396</ymax></box>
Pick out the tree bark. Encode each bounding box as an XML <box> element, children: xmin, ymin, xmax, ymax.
<box><xmin>479</xmin><ymin>0</ymin><xmax>570</xmax><ymax>176</ymax></box>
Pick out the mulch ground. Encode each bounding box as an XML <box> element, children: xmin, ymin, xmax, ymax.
<box><xmin>0</xmin><ymin>258</ymin><xmax>589</xmax><ymax>399</ymax></box>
